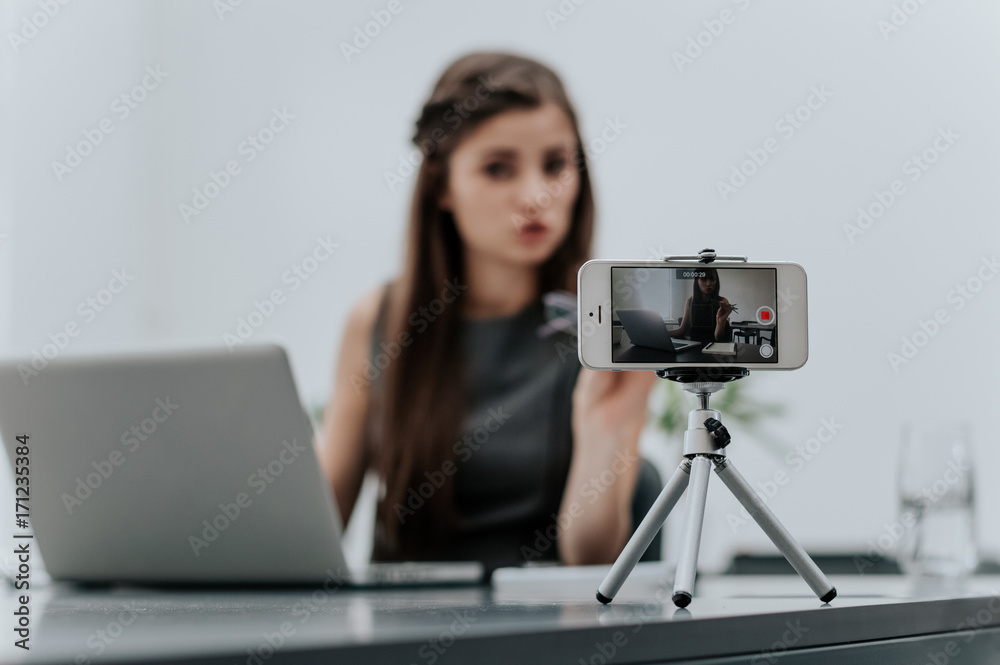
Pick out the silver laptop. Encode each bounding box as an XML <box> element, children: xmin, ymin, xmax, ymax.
<box><xmin>616</xmin><ymin>308</ymin><xmax>701</xmax><ymax>352</ymax></box>
<box><xmin>0</xmin><ymin>345</ymin><xmax>482</xmax><ymax>586</ymax></box>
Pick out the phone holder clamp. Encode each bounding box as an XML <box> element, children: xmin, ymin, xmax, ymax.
<box><xmin>661</xmin><ymin>248</ymin><xmax>748</xmax><ymax>264</ymax></box>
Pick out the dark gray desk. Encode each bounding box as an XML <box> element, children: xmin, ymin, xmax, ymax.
<box><xmin>8</xmin><ymin>572</ymin><xmax>1000</xmax><ymax>664</ymax></box>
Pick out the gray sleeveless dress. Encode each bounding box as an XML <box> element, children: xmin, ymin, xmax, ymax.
<box><xmin>370</xmin><ymin>293</ymin><xmax>661</xmax><ymax>568</ymax></box>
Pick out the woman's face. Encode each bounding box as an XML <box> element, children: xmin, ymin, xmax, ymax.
<box><xmin>440</xmin><ymin>103</ymin><xmax>580</xmax><ymax>269</ymax></box>
<box><xmin>698</xmin><ymin>274</ymin><xmax>718</xmax><ymax>295</ymax></box>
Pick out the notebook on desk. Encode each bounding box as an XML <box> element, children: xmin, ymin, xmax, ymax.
<box><xmin>0</xmin><ymin>345</ymin><xmax>482</xmax><ymax>587</ymax></box>
<box><xmin>491</xmin><ymin>561</ymin><xmax>675</xmax><ymax>602</ymax></box>
<box><xmin>702</xmin><ymin>342</ymin><xmax>737</xmax><ymax>356</ymax></box>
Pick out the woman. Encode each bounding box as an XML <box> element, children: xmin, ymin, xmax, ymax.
<box><xmin>668</xmin><ymin>268</ymin><xmax>733</xmax><ymax>343</ymax></box>
<box><xmin>319</xmin><ymin>52</ymin><xmax>658</xmax><ymax>569</ymax></box>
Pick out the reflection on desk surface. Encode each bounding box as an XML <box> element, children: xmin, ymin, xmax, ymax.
<box><xmin>11</xmin><ymin>574</ymin><xmax>1000</xmax><ymax>665</ymax></box>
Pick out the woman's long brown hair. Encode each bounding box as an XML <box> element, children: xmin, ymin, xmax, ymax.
<box><xmin>368</xmin><ymin>52</ymin><xmax>595</xmax><ymax>561</ymax></box>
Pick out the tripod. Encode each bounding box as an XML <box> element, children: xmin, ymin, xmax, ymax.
<box><xmin>596</xmin><ymin>368</ymin><xmax>836</xmax><ymax>608</ymax></box>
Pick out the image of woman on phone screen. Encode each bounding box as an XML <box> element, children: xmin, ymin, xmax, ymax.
<box><xmin>668</xmin><ymin>268</ymin><xmax>733</xmax><ymax>343</ymax></box>
<box><xmin>317</xmin><ymin>52</ymin><xmax>663</xmax><ymax>570</ymax></box>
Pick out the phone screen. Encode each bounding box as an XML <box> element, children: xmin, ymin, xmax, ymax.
<box><xmin>611</xmin><ymin>266</ymin><xmax>778</xmax><ymax>364</ymax></box>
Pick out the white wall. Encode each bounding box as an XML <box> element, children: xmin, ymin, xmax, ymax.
<box><xmin>2</xmin><ymin>0</ymin><xmax>999</xmax><ymax>571</ymax></box>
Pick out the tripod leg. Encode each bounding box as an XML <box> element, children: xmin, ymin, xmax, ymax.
<box><xmin>672</xmin><ymin>455</ymin><xmax>713</xmax><ymax>608</ymax></box>
<box><xmin>596</xmin><ymin>459</ymin><xmax>691</xmax><ymax>604</ymax></box>
<box><xmin>714</xmin><ymin>458</ymin><xmax>837</xmax><ymax>603</ymax></box>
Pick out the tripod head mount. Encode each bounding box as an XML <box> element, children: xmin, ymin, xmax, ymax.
<box><xmin>655</xmin><ymin>367</ymin><xmax>749</xmax><ymax>409</ymax></box>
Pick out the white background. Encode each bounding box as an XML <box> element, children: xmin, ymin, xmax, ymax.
<box><xmin>1</xmin><ymin>0</ymin><xmax>998</xmax><ymax>573</ymax></box>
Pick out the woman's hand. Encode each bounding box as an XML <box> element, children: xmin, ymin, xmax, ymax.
<box><xmin>571</xmin><ymin>368</ymin><xmax>656</xmax><ymax>449</ymax></box>
<box><xmin>558</xmin><ymin>368</ymin><xmax>657</xmax><ymax>565</ymax></box>
<box><xmin>716</xmin><ymin>297</ymin><xmax>732</xmax><ymax>323</ymax></box>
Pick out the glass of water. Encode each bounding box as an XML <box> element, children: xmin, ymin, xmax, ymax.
<box><xmin>896</xmin><ymin>420</ymin><xmax>977</xmax><ymax>578</ymax></box>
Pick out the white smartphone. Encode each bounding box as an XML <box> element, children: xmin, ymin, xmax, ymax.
<box><xmin>577</xmin><ymin>259</ymin><xmax>808</xmax><ymax>371</ymax></box>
